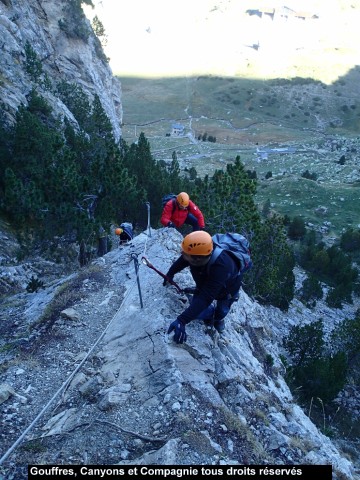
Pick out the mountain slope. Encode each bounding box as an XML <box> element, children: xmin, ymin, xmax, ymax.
<box><xmin>0</xmin><ymin>228</ymin><xmax>358</xmax><ymax>478</ymax></box>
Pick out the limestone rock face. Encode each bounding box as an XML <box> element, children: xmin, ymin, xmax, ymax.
<box><xmin>0</xmin><ymin>0</ymin><xmax>122</xmax><ymax>140</ymax></box>
<box><xmin>0</xmin><ymin>227</ymin><xmax>359</xmax><ymax>478</ymax></box>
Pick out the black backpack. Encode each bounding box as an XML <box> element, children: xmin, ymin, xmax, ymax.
<box><xmin>120</xmin><ymin>222</ymin><xmax>133</xmax><ymax>240</ymax></box>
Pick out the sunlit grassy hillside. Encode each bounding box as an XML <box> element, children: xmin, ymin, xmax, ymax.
<box><xmin>119</xmin><ymin>73</ymin><xmax>360</xmax><ymax>238</ymax></box>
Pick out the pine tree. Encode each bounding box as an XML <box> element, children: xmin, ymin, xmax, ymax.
<box><xmin>195</xmin><ymin>156</ymin><xmax>258</xmax><ymax>233</ymax></box>
<box><xmin>122</xmin><ymin>132</ymin><xmax>174</xmax><ymax>225</ymax></box>
<box><xmin>284</xmin><ymin>320</ymin><xmax>347</xmax><ymax>403</ymax></box>
<box><xmin>250</xmin><ymin>216</ymin><xmax>295</xmax><ymax>310</ymax></box>
<box><xmin>194</xmin><ymin>156</ymin><xmax>295</xmax><ymax>309</ymax></box>
<box><xmin>3</xmin><ymin>91</ymin><xmax>64</xmax><ymax>227</ymax></box>
<box><xmin>288</xmin><ymin>216</ymin><xmax>306</xmax><ymax>240</ymax></box>
<box><xmin>300</xmin><ymin>274</ymin><xmax>323</xmax><ymax>304</ymax></box>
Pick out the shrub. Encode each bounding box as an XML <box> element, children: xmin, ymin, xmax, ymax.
<box><xmin>340</xmin><ymin>228</ymin><xmax>360</xmax><ymax>252</ymax></box>
<box><xmin>26</xmin><ymin>276</ymin><xmax>45</xmax><ymax>293</ymax></box>
<box><xmin>331</xmin><ymin>311</ymin><xmax>360</xmax><ymax>373</ymax></box>
<box><xmin>24</xmin><ymin>41</ymin><xmax>43</xmax><ymax>83</ymax></box>
<box><xmin>288</xmin><ymin>216</ymin><xmax>306</xmax><ymax>240</ymax></box>
<box><xmin>283</xmin><ymin>320</ymin><xmax>347</xmax><ymax>403</ymax></box>
<box><xmin>301</xmin><ymin>169</ymin><xmax>318</xmax><ymax>181</ymax></box>
<box><xmin>300</xmin><ymin>274</ymin><xmax>323</xmax><ymax>305</ymax></box>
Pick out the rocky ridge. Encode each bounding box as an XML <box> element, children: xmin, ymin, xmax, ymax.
<box><xmin>0</xmin><ymin>227</ymin><xmax>359</xmax><ymax>479</ymax></box>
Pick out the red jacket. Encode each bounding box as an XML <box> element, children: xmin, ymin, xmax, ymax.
<box><xmin>160</xmin><ymin>199</ymin><xmax>205</xmax><ymax>228</ymax></box>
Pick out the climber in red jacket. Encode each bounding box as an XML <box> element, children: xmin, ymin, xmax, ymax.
<box><xmin>160</xmin><ymin>192</ymin><xmax>205</xmax><ymax>232</ymax></box>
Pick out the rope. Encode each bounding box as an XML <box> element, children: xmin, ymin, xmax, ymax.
<box><xmin>0</xmin><ymin>219</ymin><xmax>153</xmax><ymax>466</ymax></box>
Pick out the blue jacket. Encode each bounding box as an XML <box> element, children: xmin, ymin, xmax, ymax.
<box><xmin>166</xmin><ymin>250</ymin><xmax>242</xmax><ymax>324</ymax></box>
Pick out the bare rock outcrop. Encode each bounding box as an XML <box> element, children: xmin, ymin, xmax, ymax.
<box><xmin>0</xmin><ymin>228</ymin><xmax>358</xmax><ymax>479</ymax></box>
<box><xmin>0</xmin><ymin>0</ymin><xmax>122</xmax><ymax>139</ymax></box>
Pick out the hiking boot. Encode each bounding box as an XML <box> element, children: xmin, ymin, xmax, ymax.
<box><xmin>214</xmin><ymin>319</ymin><xmax>225</xmax><ymax>333</ymax></box>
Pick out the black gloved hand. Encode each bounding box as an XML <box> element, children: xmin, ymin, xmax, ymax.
<box><xmin>167</xmin><ymin>319</ymin><xmax>187</xmax><ymax>344</ymax></box>
<box><xmin>167</xmin><ymin>222</ymin><xmax>175</xmax><ymax>228</ymax></box>
<box><xmin>163</xmin><ymin>275</ymin><xmax>173</xmax><ymax>287</ymax></box>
